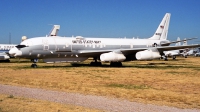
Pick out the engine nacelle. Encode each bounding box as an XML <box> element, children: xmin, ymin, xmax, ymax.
<box><xmin>135</xmin><ymin>50</ymin><xmax>161</xmax><ymax>60</ymax></box>
<box><xmin>100</xmin><ymin>52</ymin><xmax>126</xmax><ymax>62</ymax></box>
<box><xmin>0</xmin><ymin>55</ymin><xmax>10</xmax><ymax>60</ymax></box>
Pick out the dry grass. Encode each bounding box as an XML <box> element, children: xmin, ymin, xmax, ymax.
<box><xmin>0</xmin><ymin>57</ymin><xmax>200</xmax><ymax>109</ymax></box>
<box><xmin>0</xmin><ymin>94</ymin><xmax>102</xmax><ymax>112</ymax></box>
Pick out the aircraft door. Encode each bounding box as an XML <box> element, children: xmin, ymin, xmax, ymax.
<box><xmin>42</xmin><ymin>39</ymin><xmax>49</xmax><ymax>50</ymax></box>
<box><xmin>53</xmin><ymin>38</ymin><xmax>57</xmax><ymax>51</ymax></box>
<box><xmin>66</xmin><ymin>41</ymin><xmax>72</xmax><ymax>51</ymax></box>
<box><xmin>28</xmin><ymin>41</ymin><xmax>33</xmax><ymax>55</ymax></box>
<box><xmin>130</xmin><ymin>43</ymin><xmax>133</xmax><ymax>48</ymax></box>
<box><xmin>69</xmin><ymin>39</ymin><xmax>73</xmax><ymax>51</ymax></box>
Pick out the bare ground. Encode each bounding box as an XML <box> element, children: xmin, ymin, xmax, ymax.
<box><xmin>0</xmin><ymin>84</ymin><xmax>199</xmax><ymax>112</ymax></box>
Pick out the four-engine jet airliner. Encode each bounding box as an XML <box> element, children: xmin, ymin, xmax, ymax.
<box><xmin>9</xmin><ymin>13</ymin><xmax>200</xmax><ymax>67</ymax></box>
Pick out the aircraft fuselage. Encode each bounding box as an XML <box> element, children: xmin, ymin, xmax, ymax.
<box><xmin>16</xmin><ymin>36</ymin><xmax>169</xmax><ymax>61</ymax></box>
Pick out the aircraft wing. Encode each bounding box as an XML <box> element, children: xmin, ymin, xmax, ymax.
<box><xmin>156</xmin><ymin>44</ymin><xmax>200</xmax><ymax>52</ymax></box>
<box><xmin>120</xmin><ymin>44</ymin><xmax>200</xmax><ymax>55</ymax></box>
<box><xmin>161</xmin><ymin>37</ymin><xmax>198</xmax><ymax>46</ymax></box>
<box><xmin>77</xmin><ymin>48</ymin><xmax>147</xmax><ymax>56</ymax></box>
<box><xmin>73</xmin><ymin>44</ymin><xmax>200</xmax><ymax>57</ymax></box>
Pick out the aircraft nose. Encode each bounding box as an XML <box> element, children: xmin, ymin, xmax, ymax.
<box><xmin>9</xmin><ymin>47</ymin><xmax>22</xmax><ymax>57</ymax></box>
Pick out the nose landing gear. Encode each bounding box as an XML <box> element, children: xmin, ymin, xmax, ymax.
<box><xmin>31</xmin><ymin>59</ymin><xmax>38</xmax><ymax>68</ymax></box>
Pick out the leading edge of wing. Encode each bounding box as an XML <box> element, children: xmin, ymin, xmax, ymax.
<box><xmin>79</xmin><ymin>44</ymin><xmax>200</xmax><ymax>56</ymax></box>
<box><xmin>157</xmin><ymin>44</ymin><xmax>200</xmax><ymax>52</ymax></box>
<box><xmin>161</xmin><ymin>37</ymin><xmax>198</xmax><ymax>46</ymax></box>
<box><xmin>56</xmin><ymin>44</ymin><xmax>200</xmax><ymax>56</ymax></box>
<box><xmin>78</xmin><ymin>48</ymin><xmax>147</xmax><ymax>56</ymax></box>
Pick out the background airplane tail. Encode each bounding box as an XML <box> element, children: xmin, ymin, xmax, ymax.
<box><xmin>183</xmin><ymin>38</ymin><xmax>187</xmax><ymax>45</ymax></box>
<box><xmin>49</xmin><ymin>25</ymin><xmax>60</xmax><ymax>36</ymax></box>
<box><xmin>175</xmin><ymin>37</ymin><xmax>181</xmax><ymax>46</ymax></box>
<box><xmin>149</xmin><ymin>13</ymin><xmax>171</xmax><ymax>40</ymax></box>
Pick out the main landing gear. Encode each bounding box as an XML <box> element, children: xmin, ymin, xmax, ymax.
<box><xmin>31</xmin><ymin>59</ymin><xmax>38</xmax><ymax>68</ymax></box>
<box><xmin>90</xmin><ymin>57</ymin><xmax>102</xmax><ymax>66</ymax></box>
<box><xmin>110</xmin><ymin>62</ymin><xmax>122</xmax><ymax>67</ymax></box>
<box><xmin>161</xmin><ymin>55</ymin><xmax>168</xmax><ymax>61</ymax></box>
<box><xmin>172</xmin><ymin>56</ymin><xmax>176</xmax><ymax>60</ymax></box>
<box><xmin>0</xmin><ymin>59</ymin><xmax>10</xmax><ymax>62</ymax></box>
<box><xmin>184</xmin><ymin>55</ymin><xmax>187</xmax><ymax>58</ymax></box>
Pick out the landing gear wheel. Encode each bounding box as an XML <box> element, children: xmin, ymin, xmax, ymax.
<box><xmin>90</xmin><ymin>62</ymin><xmax>102</xmax><ymax>66</ymax></box>
<box><xmin>31</xmin><ymin>59</ymin><xmax>38</xmax><ymax>68</ymax></box>
<box><xmin>0</xmin><ymin>59</ymin><xmax>10</xmax><ymax>62</ymax></box>
<box><xmin>31</xmin><ymin>63</ymin><xmax>37</xmax><ymax>68</ymax></box>
<box><xmin>172</xmin><ymin>56</ymin><xmax>176</xmax><ymax>60</ymax></box>
<box><xmin>164</xmin><ymin>57</ymin><xmax>168</xmax><ymax>61</ymax></box>
<box><xmin>110</xmin><ymin>62</ymin><xmax>122</xmax><ymax>67</ymax></box>
<box><xmin>90</xmin><ymin>57</ymin><xmax>102</xmax><ymax>66</ymax></box>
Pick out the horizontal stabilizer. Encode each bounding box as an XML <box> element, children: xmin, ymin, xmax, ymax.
<box><xmin>161</xmin><ymin>37</ymin><xmax>198</xmax><ymax>46</ymax></box>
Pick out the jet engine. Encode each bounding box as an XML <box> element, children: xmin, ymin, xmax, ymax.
<box><xmin>100</xmin><ymin>52</ymin><xmax>126</xmax><ymax>62</ymax></box>
<box><xmin>0</xmin><ymin>55</ymin><xmax>10</xmax><ymax>60</ymax></box>
<box><xmin>135</xmin><ymin>50</ymin><xmax>161</xmax><ymax>60</ymax></box>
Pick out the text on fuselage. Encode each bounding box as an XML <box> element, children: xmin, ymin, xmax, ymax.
<box><xmin>72</xmin><ymin>40</ymin><xmax>101</xmax><ymax>44</ymax></box>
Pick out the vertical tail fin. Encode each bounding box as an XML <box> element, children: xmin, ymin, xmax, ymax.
<box><xmin>49</xmin><ymin>25</ymin><xmax>60</xmax><ymax>36</ymax></box>
<box><xmin>183</xmin><ymin>38</ymin><xmax>187</xmax><ymax>45</ymax></box>
<box><xmin>175</xmin><ymin>37</ymin><xmax>181</xmax><ymax>46</ymax></box>
<box><xmin>149</xmin><ymin>13</ymin><xmax>171</xmax><ymax>40</ymax></box>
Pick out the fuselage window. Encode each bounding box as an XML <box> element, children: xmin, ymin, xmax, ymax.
<box><xmin>44</xmin><ymin>45</ymin><xmax>49</xmax><ymax>50</ymax></box>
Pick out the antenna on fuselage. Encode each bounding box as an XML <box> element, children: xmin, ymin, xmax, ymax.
<box><xmin>9</xmin><ymin>32</ymin><xmax>11</xmax><ymax>44</ymax></box>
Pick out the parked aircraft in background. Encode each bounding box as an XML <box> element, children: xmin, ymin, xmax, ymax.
<box><xmin>9</xmin><ymin>13</ymin><xmax>200</xmax><ymax>67</ymax></box>
<box><xmin>48</xmin><ymin>25</ymin><xmax>60</xmax><ymax>36</ymax></box>
<box><xmin>186</xmin><ymin>50</ymin><xmax>196</xmax><ymax>56</ymax></box>
<box><xmin>180</xmin><ymin>38</ymin><xmax>197</xmax><ymax>57</ymax></box>
<box><xmin>182</xmin><ymin>48</ymin><xmax>198</xmax><ymax>57</ymax></box>
<box><xmin>163</xmin><ymin>37</ymin><xmax>181</xmax><ymax>60</ymax></box>
<box><xmin>0</xmin><ymin>25</ymin><xmax>60</xmax><ymax>62</ymax></box>
<box><xmin>163</xmin><ymin>37</ymin><xmax>197</xmax><ymax>59</ymax></box>
<box><xmin>194</xmin><ymin>48</ymin><xmax>200</xmax><ymax>56</ymax></box>
<box><xmin>0</xmin><ymin>44</ymin><xmax>16</xmax><ymax>62</ymax></box>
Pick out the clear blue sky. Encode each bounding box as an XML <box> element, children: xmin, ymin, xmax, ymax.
<box><xmin>0</xmin><ymin>0</ymin><xmax>200</xmax><ymax>44</ymax></box>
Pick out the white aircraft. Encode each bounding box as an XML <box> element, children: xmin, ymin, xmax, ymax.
<box><xmin>180</xmin><ymin>38</ymin><xmax>196</xmax><ymax>57</ymax></box>
<box><xmin>163</xmin><ymin>37</ymin><xmax>196</xmax><ymax>59</ymax></box>
<box><xmin>0</xmin><ymin>44</ymin><xmax>16</xmax><ymax>62</ymax></box>
<box><xmin>194</xmin><ymin>48</ymin><xmax>200</xmax><ymax>56</ymax></box>
<box><xmin>9</xmin><ymin>13</ymin><xmax>200</xmax><ymax>67</ymax></box>
<box><xmin>0</xmin><ymin>25</ymin><xmax>60</xmax><ymax>62</ymax></box>
<box><xmin>163</xmin><ymin>37</ymin><xmax>181</xmax><ymax>59</ymax></box>
<box><xmin>48</xmin><ymin>25</ymin><xmax>60</xmax><ymax>36</ymax></box>
<box><xmin>183</xmin><ymin>48</ymin><xmax>196</xmax><ymax>57</ymax></box>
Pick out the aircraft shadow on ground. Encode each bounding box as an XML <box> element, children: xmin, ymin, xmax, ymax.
<box><xmin>14</xmin><ymin>62</ymin><xmax>200</xmax><ymax>70</ymax></box>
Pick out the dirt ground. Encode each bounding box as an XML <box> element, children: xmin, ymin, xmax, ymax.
<box><xmin>0</xmin><ymin>57</ymin><xmax>200</xmax><ymax>110</ymax></box>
